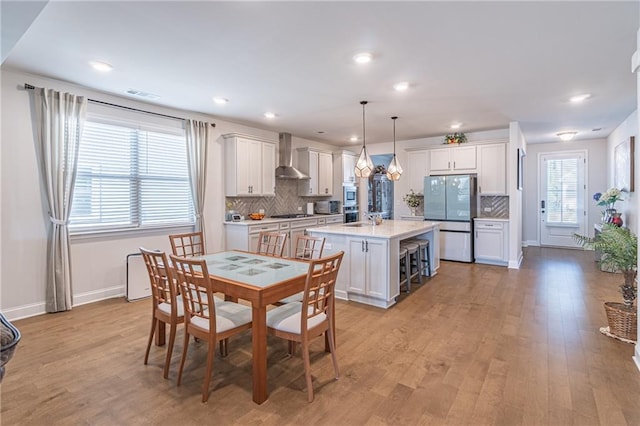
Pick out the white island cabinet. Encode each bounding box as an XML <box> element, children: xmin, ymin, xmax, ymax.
<box><xmin>307</xmin><ymin>220</ymin><xmax>440</xmax><ymax>308</ymax></box>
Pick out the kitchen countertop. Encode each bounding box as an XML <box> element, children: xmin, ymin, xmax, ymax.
<box><xmin>308</xmin><ymin>219</ymin><xmax>440</xmax><ymax>239</ymax></box>
<box><xmin>224</xmin><ymin>214</ymin><xmax>342</xmax><ymax>226</ymax></box>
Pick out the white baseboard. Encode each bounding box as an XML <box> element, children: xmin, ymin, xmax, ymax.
<box><xmin>2</xmin><ymin>286</ymin><xmax>125</xmax><ymax>321</ymax></box>
<box><xmin>524</xmin><ymin>240</ymin><xmax>539</xmax><ymax>247</ymax></box>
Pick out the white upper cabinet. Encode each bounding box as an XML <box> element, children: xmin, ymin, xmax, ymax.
<box><xmin>298</xmin><ymin>148</ymin><xmax>333</xmax><ymax>196</ymax></box>
<box><xmin>429</xmin><ymin>145</ymin><xmax>477</xmax><ymax>174</ymax></box>
<box><xmin>477</xmin><ymin>143</ymin><xmax>507</xmax><ymax>195</ymax></box>
<box><xmin>224</xmin><ymin>133</ymin><xmax>276</xmax><ymax>196</ymax></box>
<box><xmin>406</xmin><ymin>150</ymin><xmax>428</xmax><ymax>194</ymax></box>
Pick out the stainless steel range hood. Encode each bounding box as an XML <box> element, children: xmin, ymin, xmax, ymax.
<box><xmin>275</xmin><ymin>132</ymin><xmax>310</xmax><ymax>179</ymax></box>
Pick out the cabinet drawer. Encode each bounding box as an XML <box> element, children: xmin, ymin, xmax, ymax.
<box><xmin>325</xmin><ymin>216</ymin><xmax>343</xmax><ymax>224</ymax></box>
<box><xmin>291</xmin><ymin>219</ymin><xmax>318</xmax><ymax>229</ymax></box>
<box><xmin>279</xmin><ymin>222</ymin><xmax>290</xmax><ymax>230</ymax></box>
<box><xmin>475</xmin><ymin>221</ymin><xmax>504</xmax><ymax>230</ymax></box>
<box><xmin>249</xmin><ymin>223</ymin><xmax>280</xmax><ymax>234</ymax></box>
<box><xmin>317</xmin><ymin>218</ymin><xmax>326</xmax><ymax>225</ymax></box>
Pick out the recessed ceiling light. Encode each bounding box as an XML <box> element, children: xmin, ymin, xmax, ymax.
<box><xmin>557</xmin><ymin>131</ymin><xmax>577</xmax><ymax>141</ymax></box>
<box><xmin>264</xmin><ymin>112</ymin><xmax>276</xmax><ymax>119</ymax></box>
<box><xmin>350</xmin><ymin>136</ymin><xmax>359</xmax><ymax>142</ymax></box>
<box><xmin>89</xmin><ymin>60</ymin><xmax>113</xmax><ymax>72</ymax></box>
<box><xmin>393</xmin><ymin>81</ymin><xmax>409</xmax><ymax>91</ymax></box>
<box><xmin>213</xmin><ymin>97</ymin><xmax>229</xmax><ymax>105</ymax></box>
<box><xmin>450</xmin><ymin>123</ymin><xmax>462</xmax><ymax>129</ymax></box>
<box><xmin>570</xmin><ymin>93</ymin><xmax>591</xmax><ymax>103</ymax></box>
<box><xmin>353</xmin><ymin>52</ymin><xmax>373</xmax><ymax>64</ymax></box>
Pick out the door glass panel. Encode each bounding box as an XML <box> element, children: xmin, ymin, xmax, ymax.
<box><xmin>546</xmin><ymin>158</ymin><xmax>578</xmax><ymax>225</ymax></box>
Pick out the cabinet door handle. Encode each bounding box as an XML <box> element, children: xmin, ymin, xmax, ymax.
<box><xmin>366</xmin><ymin>241</ymin><xmax>369</xmax><ymax>252</ymax></box>
<box><xmin>448</xmin><ymin>161</ymin><xmax>451</xmax><ymax>169</ymax></box>
<box><xmin>479</xmin><ymin>186</ymin><xmax>482</xmax><ymax>193</ymax></box>
<box><xmin>362</xmin><ymin>241</ymin><xmax>365</xmax><ymax>252</ymax></box>
<box><xmin>453</xmin><ymin>161</ymin><xmax>456</xmax><ymax>169</ymax></box>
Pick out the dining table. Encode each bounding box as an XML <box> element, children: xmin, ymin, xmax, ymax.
<box><xmin>196</xmin><ymin>250</ymin><xmax>311</xmax><ymax>404</ymax></box>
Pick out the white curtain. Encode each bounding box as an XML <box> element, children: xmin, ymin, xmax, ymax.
<box><xmin>32</xmin><ymin>87</ymin><xmax>87</xmax><ymax>312</ymax></box>
<box><xmin>185</xmin><ymin>120</ymin><xmax>210</xmax><ymax>238</ymax></box>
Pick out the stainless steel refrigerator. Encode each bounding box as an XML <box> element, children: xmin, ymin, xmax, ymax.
<box><xmin>424</xmin><ymin>174</ymin><xmax>477</xmax><ymax>262</ymax></box>
<box><xmin>368</xmin><ymin>174</ymin><xmax>394</xmax><ymax>219</ymax></box>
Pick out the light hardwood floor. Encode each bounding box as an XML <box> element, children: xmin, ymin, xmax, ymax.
<box><xmin>2</xmin><ymin>247</ymin><xmax>639</xmax><ymax>425</ymax></box>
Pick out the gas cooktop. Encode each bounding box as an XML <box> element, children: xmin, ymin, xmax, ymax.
<box><xmin>270</xmin><ymin>214</ymin><xmax>315</xmax><ymax>219</ymax></box>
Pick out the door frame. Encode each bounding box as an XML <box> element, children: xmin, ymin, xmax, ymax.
<box><xmin>537</xmin><ymin>149</ymin><xmax>588</xmax><ymax>247</ymax></box>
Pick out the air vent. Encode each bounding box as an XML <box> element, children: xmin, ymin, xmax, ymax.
<box><xmin>126</xmin><ymin>89</ymin><xmax>160</xmax><ymax>99</ymax></box>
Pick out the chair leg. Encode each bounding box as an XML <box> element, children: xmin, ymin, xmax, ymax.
<box><xmin>144</xmin><ymin>317</ymin><xmax>157</xmax><ymax>365</ymax></box>
<box><xmin>219</xmin><ymin>338</ymin><xmax>228</xmax><ymax>357</ymax></box>
<box><xmin>163</xmin><ymin>321</ymin><xmax>176</xmax><ymax>379</ymax></box>
<box><xmin>288</xmin><ymin>340</ymin><xmax>297</xmax><ymax>355</ymax></box>
<box><xmin>202</xmin><ymin>340</ymin><xmax>216</xmax><ymax>403</ymax></box>
<box><xmin>327</xmin><ymin>326</ymin><xmax>340</xmax><ymax>379</ymax></box>
<box><xmin>177</xmin><ymin>330</ymin><xmax>190</xmax><ymax>386</ymax></box>
<box><xmin>301</xmin><ymin>339</ymin><xmax>314</xmax><ymax>402</ymax></box>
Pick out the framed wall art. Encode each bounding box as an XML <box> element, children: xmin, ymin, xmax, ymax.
<box><xmin>614</xmin><ymin>136</ymin><xmax>634</xmax><ymax>192</ymax></box>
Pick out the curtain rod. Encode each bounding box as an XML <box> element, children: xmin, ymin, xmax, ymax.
<box><xmin>23</xmin><ymin>83</ymin><xmax>215</xmax><ymax>126</ymax></box>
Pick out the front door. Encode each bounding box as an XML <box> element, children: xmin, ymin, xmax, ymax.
<box><xmin>539</xmin><ymin>151</ymin><xmax>587</xmax><ymax>247</ymax></box>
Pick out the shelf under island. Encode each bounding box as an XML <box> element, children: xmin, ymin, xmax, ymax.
<box><xmin>307</xmin><ymin>220</ymin><xmax>440</xmax><ymax>308</ymax></box>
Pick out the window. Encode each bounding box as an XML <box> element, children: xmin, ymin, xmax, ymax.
<box><xmin>546</xmin><ymin>158</ymin><xmax>578</xmax><ymax>224</ymax></box>
<box><xmin>70</xmin><ymin>117</ymin><xmax>193</xmax><ymax>233</ymax></box>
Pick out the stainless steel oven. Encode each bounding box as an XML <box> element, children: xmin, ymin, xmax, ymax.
<box><xmin>344</xmin><ymin>205</ymin><xmax>359</xmax><ymax>223</ymax></box>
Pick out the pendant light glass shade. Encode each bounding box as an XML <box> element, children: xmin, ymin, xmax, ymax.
<box><xmin>386</xmin><ymin>116</ymin><xmax>403</xmax><ymax>181</ymax></box>
<box><xmin>354</xmin><ymin>101</ymin><xmax>374</xmax><ymax>178</ymax></box>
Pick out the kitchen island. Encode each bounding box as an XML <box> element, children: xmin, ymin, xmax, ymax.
<box><xmin>307</xmin><ymin>220</ymin><xmax>440</xmax><ymax>308</ymax></box>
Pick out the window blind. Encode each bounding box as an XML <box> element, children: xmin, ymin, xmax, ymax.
<box><xmin>70</xmin><ymin>119</ymin><xmax>194</xmax><ymax>233</ymax></box>
<box><xmin>546</xmin><ymin>158</ymin><xmax>578</xmax><ymax>224</ymax></box>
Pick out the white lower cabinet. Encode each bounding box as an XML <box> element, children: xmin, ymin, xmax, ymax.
<box><xmin>474</xmin><ymin>219</ymin><xmax>508</xmax><ymax>265</ymax></box>
<box><xmin>347</xmin><ymin>237</ymin><xmax>388</xmax><ymax>299</ymax></box>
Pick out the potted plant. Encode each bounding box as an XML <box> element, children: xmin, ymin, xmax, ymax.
<box><xmin>574</xmin><ymin>224</ymin><xmax>637</xmax><ymax>341</ymax></box>
<box><xmin>444</xmin><ymin>132</ymin><xmax>468</xmax><ymax>145</ymax></box>
<box><xmin>402</xmin><ymin>189</ymin><xmax>422</xmax><ymax>216</ymax></box>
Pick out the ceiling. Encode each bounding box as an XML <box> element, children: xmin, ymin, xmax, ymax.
<box><xmin>2</xmin><ymin>1</ymin><xmax>638</xmax><ymax>146</ymax></box>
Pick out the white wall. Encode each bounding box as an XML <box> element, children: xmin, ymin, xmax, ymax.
<box><xmin>508</xmin><ymin>122</ymin><xmax>526</xmax><ymax>268</ymax></box>
<box><xmin>0</xmin><ymin>68</ymin><xmax>334</xmax><ymax>320</ymax></box>
<box><xmin>606</xmin><ymin>110</ymin><xmax>638</xmax><ymax>235</ymax></box>
<box><xmin>522</xmin><ymin>138</ymin><xmax>608</xmax><ymax>245</ymax></box>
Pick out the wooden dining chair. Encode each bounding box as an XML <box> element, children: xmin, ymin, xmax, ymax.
<box><xmin>170</xmin><ymin>254</ymin><xmax>252</xmax><ymax>403</ymax></box>
<box><xmin>292</xmin><ymin>235</ymin><xmax>326</xmax><ymax>260</ymax></box>
<box><xmin>256</xmin><ymin>231</ymin><xmax>288</xmax><ymax>257</ymax></box>
<box><xmin>140</xmin><ymin>247</ymin><xmax>184</xmax><ymax>379</ymax></box>
<box><xmin>266</xmin><ymin>251</ymin><xmax>344</xmax><ymax>402</ymax></box>
<box><xmin>276</xmin><ymin>235</ymin><xmax>326</xmax><ymax>306</ymax></box>
<box><xmin>169</xmin><ymin>231</ymin><xmax>205</xmax><ymax>257</ymax></box>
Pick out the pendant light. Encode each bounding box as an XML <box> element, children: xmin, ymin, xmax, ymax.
<box><xmin>386</xmin><ymin>116</ymin><xmax>403</xmax><ymax>181</ymax></box>
<box><xmin>354</xmin><ymin>100</ymin><xmax>374</xmax><ymax>178</ymax></box>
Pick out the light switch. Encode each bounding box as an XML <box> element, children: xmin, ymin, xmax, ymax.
<box><xmin>483</xmin><ymin>207</ymin><xmax>492</xmax><ymax>212</ymax></box>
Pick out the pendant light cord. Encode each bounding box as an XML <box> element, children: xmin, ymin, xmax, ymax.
<box><xmin>361</xmin><ymin>100</ymin><xmax>368</xmax><ymax>148</ymax></box>
<box><xmin>392</xmin><ymin>116</ymin><xmax>397</xmax><ymax>156</ymax></box>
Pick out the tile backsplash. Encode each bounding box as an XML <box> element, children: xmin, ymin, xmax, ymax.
<box><xmin>479</xmin><ymin>195</ymin><xmax>509</xmax><ymax>218</ymax></box>
<box><xmin>226</xmin><ymin>179</ymin><xmax>332</xmax><ymax>217</ymax></box>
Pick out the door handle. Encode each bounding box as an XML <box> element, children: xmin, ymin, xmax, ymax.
<box><xmin>541</xmin><ymin>200</ymin><xmax>545</xmax><ymax>209</ymax></box>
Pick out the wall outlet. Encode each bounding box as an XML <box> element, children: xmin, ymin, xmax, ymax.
<box><xmin>483</xmin><ymin>207</ymin><xmax>492</xmax><ymax>212</ymax></box>
<box><xmin>297</xmin><ymin>206</ymin><xmax>302</xmax><ymax>211</ymax></box>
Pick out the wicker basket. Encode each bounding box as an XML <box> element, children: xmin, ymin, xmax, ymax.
<box><xmin>604</xmin><ymin>302</ymin><xmax>637</xmax><ymax>341</ymax></box>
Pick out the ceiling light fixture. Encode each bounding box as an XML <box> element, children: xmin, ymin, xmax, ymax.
<box><xmin>557</xmin><ymin>131</ymin><xmax>577</xmax><ymax>141</ymax></box>
<box><xmin>450</xmin><ymin>123</ymin><xmax>462</xmax><ymax>129</ymax></box>
<box><xmin>264</xmin><ymin>112</ymin><xmax>276</xmax><ymax>119</ymax></box>
<box><xmin>353</xmin><ymin>52</ymin><xmax>372</xmax><ymax>64</ymax></box>
<box><xmin>354</xmin><ymin>100</ymin><xmax>374</xmax><ymax>178</ymax></box>
<box><xmin>570</xmin><ymin>93</ymin><xmax>591</xmax><ymax>103</ymax></box>
<box><xmin>213</xmin><ymin>97</ymin><xmax>229</xmax><ymax>105</ymax></box>
<box><xmin>386</xmin><ymin>116</ymin><xmax>403</xmax><ymax>181</ymax></box>
<box><xmin>89</xmin><ymin>60</ymin><xmax>113</xmax><ymax>72</ymax></box>
<box><xmin>393</xmin><ymin>81</ymin><xmax>409</xmax><ymax>91</ymax></box>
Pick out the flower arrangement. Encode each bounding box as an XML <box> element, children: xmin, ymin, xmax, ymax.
<box><xmin>444</xmin><ymin>132</ymin><xmax>468</xmax><ymax>144</ymax></box>
<box><xmin>593</xmin><ymin>187</ymin><xmax>623</xmax><ymax>209</ymax></box>
<box><xmin>402</xmin><ymin>189</ymin><xmax>422</xmax><ymax>208</ymax></box>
